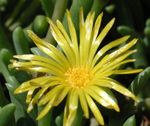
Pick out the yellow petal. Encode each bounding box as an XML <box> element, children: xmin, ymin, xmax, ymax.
<box><xmin>28</xmin><ymin>30</ymin><xmax>70</xmax><ymax>68</ymax></box>
<box><xmin>27</xmin><ymin>87</ymin><xmax>48</xmax><ymax>112</ymax></box>
<box><xmin>31</xmin><ymin>60</ymin><xmax>64</xmax><ymax>76</ymax></box>
<box><xmin>92</xmin><ymin>12</ymin><xmax>103</xmax><ymax>44</ymax></box>
<box><xmin>53</xmin><ymin>86</ymin><xmax>71</xmax><ymax>106</ymax></box>
<box><xmin>113</xmin><ymin>69</ymin><xmax>143</xmax><ymax>75</ymax></box>
<box><xmin>56</xmin><ymin>20</ymin><xmax>79</xmax><ymax>67</ymax></box>
<box><xmin>99</xmin><ymin>59</ymin><xmax>136</xmax><ymax>74</ymax></box>
<box><xmin>47</xmin><ymin>18</ymin><xmax>75</xmax><ymax>66</ymax></box>
<box><xmin>80</xmin><ymin>11</ymin><xmax>95</xmax><ymax>66</ymax></box>
<box><xmin>38</xmin><ymin>85</ymin><xmax>65</xmax><ymax>106</ymax></box>
<box><xmin>63</xmin><ymin>89</ymin><xmax>78</xmax><ymax>126</ymax></box>
<box><xmin>89</xmin><ymin>18</ymin><xmax>115</xmax><ymax>63</ymax></box>
<box><xmin>85</xmin><ymin>87</ymin><xmax>119</xmax><ymax>111</ymax></box>
<box><xmin>92</xmin><ymin>50</ymin><xmax>137</xmax><ymax>76</ymax></box>
<box><xmin>78</xmin><ymin>89</ymin><xmax>89</xmax><ymax>118</ymax></box>
<box><xmin>26</xmin><ymin>89</ymin><xmax>34</xmax><ymax>103</ymax></box>
<box><xmin>66</xmin><ymin>10</ymin><xmax>79</xmax><ymax>64</ymax></box>
<box><xmin>85</xmin><ymin>94</ymin><xmax>104</xmax><ymax>125</ymax></box>
<box><xmin>36</xmin><ymin>95</ymin><xmax>56</xmax><ymax>120</ymax></box>
<box><xmin>14</xmin><ymin>54</ymin><xmax>66</xmax><ymax>72</ymax></box>
<box><xmin>91</xmin><ymin>35</ymin><xmax>130</xmax><ymax>68</ymax></box>
<box><xmin>93</xmin><ymin>78</ymin><xmax>138</xmax><ymax>101</ymax></box>
<box><xmin>14</xmin><ymin>76</ymin><xmax>58</xmax><ymax>94</ymax></box>
<box><xmin>90</xmin><ymin>86</ymin><xmax>120</xmax><ymax>112</ymax></box>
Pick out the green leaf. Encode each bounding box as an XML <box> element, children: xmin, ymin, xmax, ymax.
<box><xmin>55</xmin><ymin>113</ymin><xmax>63</xmax><ymax>126</ymax></box>
<box><xmin>0</xmin><ymin>103</ymin><xmax>16</xmax><ymax>126</ymax></box>
<box><xmin>32</xmin><ymin>15</ymin><xmax>49</xmax><ymax>38</ymax></box>
<box><xmin>130</xmin><ymin>67</ymin><xmax>150</xmax><ymax>98</ymax></box>
<box><xmin>91</xmin><ymin>0</ymin><xmax>109</xmax><ymax>16</ymax></box>
<box><xmin>40</xmin><ymin>0</ymin><xmax>54</xmax><ymax>17</ymax></box>
<box><xmin>13</xmin><ymin>27</ymin><xmax>30</xmax><ymax>55</ymax></box>
<box><xmin>123</xmin><ymin>115</ymin><xmax>136</xmax><ymax>126</ymax></box>
<box><xmin>63</xmin><ymin>0</ymin><xmax>93</xmax><ymax>34</ymax></box>
<box><xmin>38</xmin><ymin>107</ymin><xmax>52</xmax><ymax>126</ymax></box>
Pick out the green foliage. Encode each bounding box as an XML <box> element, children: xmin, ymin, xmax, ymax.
<box><xmin>0</xmin><ymin>0</ymin><xmax>150</xmax><ymax>125</ymax></box>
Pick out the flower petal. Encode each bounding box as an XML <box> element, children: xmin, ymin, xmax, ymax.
<box><xmin>47</xmin><ymin>18</ymin><xmax>76</xmax><ymax>66</ymax></box>
<box><xmin>89</xmin><ymin>18</ymin><xmax>115</xmax><ymax>63</ymax></box>
<box><xmin>28</xmin><ymin>30</ymin><xmax>70</xmax><ymax>68</ymax></box>
<box><xmin>78</xmin><ymin>89</ymin><xmax>89</xmax><ymax>118</ymax></box>
<box><xmin>91</xmin><ymin>35</ymin><xmax>130</xmax><ymax>68</ymax></box>
<box><xmin>53</xmin><ymin>86</ymin><xmax>71</xmax><ymax>106</ymax></box>
<box><xmin>85</xmin><ymin>94</ymin><xmax>104</xmax><ymax>125</ymax></box>
<box><xmin>14</xmin><ymin>54</ymin><xmax>66</xmax><ymax>72</ymax></box>
<box><xmin>14</xmin><ymin>76</ymin><xmax>59</xmax><ymax>94</ymax></box>
<box><xmin>92</xmin><ymin>50</ymin><xmax>137</xmax><ymax>76</ymax></box>
<box><xmin>90</xmin><ymin>86</ymin><xmax>120</xmax><ymax>112</ymax></box>
<box><xmin>80</xmin><ymin>11</ymin><xmax>95</xmax><ymax>66</ymax></box>
<box><xmin>85</xmin><ymin>87</ymin><xmax>119</xmax><ymax>111</ymax></box>
<box><xmin>66</xmin><ymin>10</ymin><xmax>79</xmax><ymax>62</ymax></box>
<box><xmin>27</xmin><ymin>87</ymin><xmax>48</xmax><ymax>112</ymax></box>
<box><xmin>36</xmin><ymin>95</ymin><xmax>56</xmax><ymax>120</ymax></box>
<box><xmin>113</xmin><ymin>69</ymin><xmax>143</xmax><ymax>75</ymax></box>
<box><xmin>93</xmin><ymin>78</ymin><xmax>138</xmax><ymax>101</ymax></box>
<box><xmin>38</xmin><ymin>85</ymin><xmax>65</xmax><ymax>106</ymax></box>
<box><xmin>26</xmin><ymin>89</ymin><xmax>34</xmax><ymax>103</ymax></box>
<box><xmin>63</xmin><ymin>89</ymin><xmax>78</xmax><ymax>126</ymax></box>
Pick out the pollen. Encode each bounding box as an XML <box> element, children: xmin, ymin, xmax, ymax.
<box><xmin>65</xmin><ymin>67</ymin><xmax>91</xmax><ymax>88</ymax></box>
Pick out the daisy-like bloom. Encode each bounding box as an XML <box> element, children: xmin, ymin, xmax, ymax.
<box><xmin>10</xmin><ymin>8</ymin><xmax>142</xmax><ymax>126</ymax></box>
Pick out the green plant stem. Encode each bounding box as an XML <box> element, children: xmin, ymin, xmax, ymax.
<box><xmin>0</xmin><ymin>24</ymin><xmax>12</xmax><ymax>51</ymax></box>
<box><xmin>5</xmin><ymin>0</ymin><xmax>25</xmax><ymax>27</ymax></box>
<box><xmin>91</xmin><ymin>0</ymin><xmax>109</xmax><ymax>17</ymax></box>
<box><xmin>40</xmin><ymin>0</ymin><xmax>54</xmax><ymax>17</ymax></box>
<box><xmin>44</xmin><ymin>0</ymin><xmax>67</xmax><ymax>45</ymax></box>
<box><xmin>9</xmin><ymin>0</ymin><xmax>40</xmax><ymax>31</ymax></box>
<box><xmin>38</xmin><ymin>107</ymin><xmax>52</xmax><ymax>126</ymax></box>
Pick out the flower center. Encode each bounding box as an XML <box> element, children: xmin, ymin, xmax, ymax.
<box><xmin>65</xmin><ymin>67</ymin><xmax>90</xmax><ymax>88</ymax></box>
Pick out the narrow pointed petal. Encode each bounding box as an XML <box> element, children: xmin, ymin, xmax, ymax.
<box><xmin>27</xmin><ymin>30</ymin><xmax>70</xmax><ymax>68</ymax></box>
<box><xmin>80</xmin><ymin>11</ymin><xmax>95</xmax><ymax>66</ymax></box>
<box><xmin>92</xmin><ymin>50</ymin><xmax>137</xmax><ymax>75</ymax></box>
<box><xmin>63</xmin><ymin>89</ymin><xmax>78</xmax><ymax>126</ymax></box>
<box><xmin>36</xmin><ymin>95</ymin><xmax>56</xmax><ymax>120</ymax></box>
<box><xmin>78</xmin><ymin>89</ymin><xmax>89</xmax><ymax>118</ymax></box>
<box><xmin>92</xmin><ymin>12</ymin><xmax>103</xmax><ymax>43</ymax></box>
<box><xmin>113</xmin><ymin>69</ymin><xmax>143</xmax><ymax>74</ymax></box>
<box><xmin>27</xmin><ymin>87</ymin><xmax>48</xmax><ymax>112</ymax></box>
<box><xmin>85</xmin><ymin>94</ymin><xmax>104</xmax><ymax>125</ymax></box>
<box><xmin>14</xmin><ymin>54</ymin><xmax>66</xmax><ymax>72</ymax></box>
<box><xmin>38</xmin><ymin>85</ymin><xmax>65</xmax><ymax>106</ymax></box>
<box><xmin>14</xmin><ymin>76</ymin><xmax>50</xmax><ymax>94</ymax></box>
<box><xmin>89</xmin><ymin>18</ymin><xmax>115</xmax><ymax>63</ymax></box>
<box><xmin>93</xmin><ymin>78</ymin><xmax>138</xmax><ymax>101</ymax></box>
<box><xmin>66</xmin><ymin>10</ymin><xmax>79</xmax><ymax>59</ymax></box>
<box><xmin>90</xmin><ymin>86</ymin><xmax>120</xmax><ymax>112</ymax></box>
<box><xmin>56</xmin><ymin>20</ymin><xmax>79</xmax><ymax>66</ymax></box>
<box><xmin>53</xmin><ymin>87</ymin><xmax>70</xmax><ymax>106</ymax></box>
<box><xmin>47</xmin><ymin>18</ymin><xmax>76</xmax><ymax>66</ymax></box>
<box><xmin>26</xmin><ymin>90</ymin><xmax>34</xmax><ymax>103</ymax></box>
<box><xmin>91</xmin><ymin>36</ymin><xmax>130</xmax><ymax>67</ymax></box>
<box><xmin>85</xmin><ymin>87</ymin><xmax>119</xmax><ymax>111</ymax></box>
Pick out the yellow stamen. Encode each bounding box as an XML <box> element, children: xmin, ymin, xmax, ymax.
<box><xmin>65</xmin><ymin>68</ymin><xmax>91</xmax><ymax>88</ymax></box>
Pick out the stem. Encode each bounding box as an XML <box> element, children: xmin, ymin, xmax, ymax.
<box><xmin>44</xmin><ymin>0</ymin><xmax>67</xmax><ymax>45</ymax></box>
<box><xmin>38</xmin><ymin>107</ymin><xmax>52</xmax><ymax>126</ymax></box>
<box><xmin>9</xmin><ymin>0</ymin><xmax>40</xmax><ymax>31</ymax></box>
<box><xmin>5</xmin><ymin>0</ymin><xmax>26</xmax><ymax>27</ymax></box>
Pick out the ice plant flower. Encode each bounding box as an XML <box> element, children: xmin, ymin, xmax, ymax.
<box><xmin>10</xmin><ymin>8</ymin><xmax>142</xmax><ymax>126</ymax></box>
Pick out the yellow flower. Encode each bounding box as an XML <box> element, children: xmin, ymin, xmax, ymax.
<box><xmin>10</xmin><ymin>8</ymin><xmax>142</xmax><ymax>126</ymax></box>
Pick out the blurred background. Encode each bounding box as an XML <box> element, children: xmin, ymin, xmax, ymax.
<box><xmin>0</xmin><ymin>0</ymin><xmax>150</xmax><ymax>126</ymax></box>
